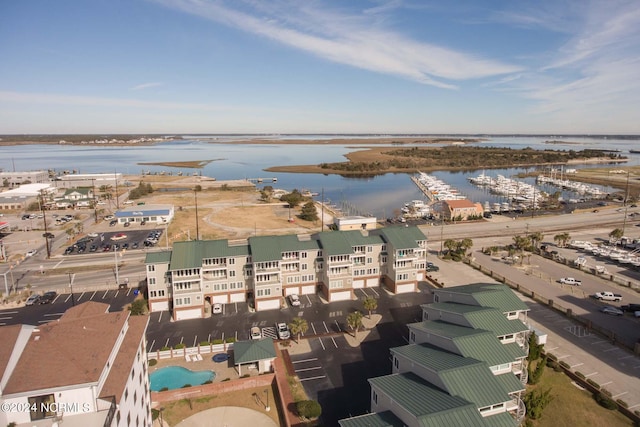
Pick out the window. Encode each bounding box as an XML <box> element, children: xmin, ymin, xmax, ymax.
<box><xmin>301</xmin><ymin>252</ymin><xmax>308</xmax><ymax>258</ymax></box>
<box><xmin>125</xmin><ymin>388</ymin><xmax>129</xmax><ymax>400</ymax></box>
<box><xmin>28</xmin><ymin>394</ymin><xmax>55</xmax><ymax>421</ymax></box>
<box><xmin>409</xmin><ymin>331</ymin><xmax>415</xmax><ymax>343</ymax></box>
<box><xmin>367</xmin><ymin>246</ymin><xmax>373</xmax><ymax>252</ymax></box>
<box><xmin>229</xmin><ymin>258</ymin><xmax>235</xmax><ymax>265</ymax></box>
<box><xmin>147</xmin><ymin>265</ymin><xmax>155</xmax><ymax>272</ymax></box>
<box><xmin>229</xmin><ymin>270</ymin><xmax>235</xmax><ymax>277</ymax></box>
<box><xmin>373</xmin><ymin>391</ymin><xmax>377</xmax><ymax>404</ymax></box>
<box><xmin>396</xmin><ymin>273</ymin><xmax>409</xmax><ymax>281</ymax></box>
<box><xmin>367</xmin><ymin>257</ymin><xmax>372</xmax><ymax>264</ymax></box>
<box><xmin>301</xmin><ymin>264</ymin><xmax>308</xmax><ymax>270</ymax></box>
<box><xmin>394</xmin><ymin>357</ymin><xmax>399</xmax><ymax>369</ymax></box>
<box><xmin>148</xmin><ymin>277</ymin><xmax>156</xmax><ymax>285</ymax></box>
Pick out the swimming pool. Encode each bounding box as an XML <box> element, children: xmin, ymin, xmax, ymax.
<box><xmin>150</xmin><ymin>366</ymin><xmax>215</xmax><ymax>391</ymax></box>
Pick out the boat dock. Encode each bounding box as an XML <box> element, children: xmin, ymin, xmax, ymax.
<box><xmin>410</xmin><ymin>175</ymin><xmax>435</xmax><ymax>202</ymax></box>
<box><xmin>246</xmin><ymin>177</ymin><xmax>278</xmax><ymax>183</ymax></box>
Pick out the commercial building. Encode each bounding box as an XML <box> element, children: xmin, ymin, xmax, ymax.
<box><xmin>0</xmin><ymin>301</ymin><xmax>150</xmax><ymax>427</ymax></box>
<box><xmin>441</xmin><ymin>199</ymin><xmax>484</xmax><ymax>221</ymax></box>
<box><xmin>0</xmin><ymin>170</ymin><xmax>50</xmax><ymax>187</ymax></box>
<box><xmin>115</xmin><ymin>205</ymin><xmax>174</xmax><ymax>225</ymax></box>
<box><xmin>53</xmin><ymin>173</ymin><xmax>122</xmax><ymax>189</ymax></box>
<box><xmin>334</xmin><ymin>216</ymin><xmax>378</xmax><ymax>231</ymax></box>
<box><xmin>0</xmin><ymin>184</ymin><xmax>56</xmax><ymax>210</ymax></box>
<box><xmin>145</xmin><ymin>226</ymin><xmax>427</xmax><ymax>320</ymax></box>
<box><xmin>339</xmin><ymin>283</ymin><xmax>530</xmax><ymax>427</ymax></box>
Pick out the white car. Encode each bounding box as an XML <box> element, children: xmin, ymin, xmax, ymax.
<box><xmin>25</xmin><ymin>249</ymin><xmax>37</xmax><ymax>257</ymax></box>
<box><xmin>250</xmin><ymin>326</ymin><xmax>262</xmax><ymax>340</ymax></box>
<box><xmin>276</xmin><ymin>322</ymin><xmax>290</xmax><ymax>340</ymax></box>
<box><xmin>25</xmin><ymin>294</ymin><xmax>40</xmax><ymax>306</ymax></box>
<box><xmin>289</xmin><ymin>294</ymin><xmax>301</xmax><ymax>307</ymax></box>
<box><xmin>212</xmin><ymin>303</ymin><xmax>222</xmax><ymax>314</ymax></box>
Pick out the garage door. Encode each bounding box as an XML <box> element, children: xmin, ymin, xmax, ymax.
<box><xmin>229</xmin><ymin>292</ymin><xmax>245</xmax><ymax>303</ymax></box>
<box><xmin>256</xmin><ymin>298</ymin><xmax>281</xmax><ymax>311</ymax></box>
<box><xmin>150</xmin><ymin>301</ymin><xmax>169</xmax><ymax>312</ymax></box>
<box><xmin>330</xmin><ymin>290</ymin><xmax>351</xmax><ymax>302</ymax></box>
<box><xmin>353</xmin><ymin>279</ymin><xmax>365</xmax><ymax>289</ymax></box>
<box><xmin>396</xmin><ymin>283</ymin><xmax>415</xmax><ymax>294</ymax></box>
<box><xmin>175</xmin><ymin>308</ymin><xmax>202</xmax><ymax>320</ymax></box>
<box><xmin>284</xmin><ymin>287</ymin><xmax>300</xmax><ymax>296</ymax></box>
<box><xmin>300</xmin><ymin>285</ymin><xmax>315</xmax><ymax>295</ymax></box>
<box><xmin>366</xmin><ymin>278</ymin><xmax>378</xmax><ymax>287</ymax></box>
<box><xmin>212</xmin><ymin>295</ymin><xmax>228</xmax><ymax>304</ymax></box>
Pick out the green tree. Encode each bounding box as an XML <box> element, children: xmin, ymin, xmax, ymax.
<box><xmin>296</xmin><ymin>400</ymin><xmax>322</xmax><ymax>419</ymax></box>
<box><xmin>289</xmin><ymin>317</ymin><xmax>308</xmax><ymax>343</ymax></box>
<box><xmin>280</xmin><ymin>189</ymin><xmax>304</xmax><ymax>207</ymax></box>
<box><xmin>363</xmin><ymin>297</ymin><xmax>377</xmax><ymax>319</ymax></box>
<box><xmin>523</xmin><ymin>387</ymin><xmax>554</xmax><ymax>420</ymax></box>
<box><xmin>528</xmin><ymin>332</ymin><xmax>543</xmax><ymax>360</ymax></box>
<box><xmin>129</xmin><ymin>299</ymin><xmax>147</xmax><ymax>315</ymax></box>
<box><xmin>347</xmin><ymin>311</ymin><xmax>364</xmax><ymax>340</ymax></box>
<box><xmin>299</xmin><ymin>201</ymin><xmax>318</xmax><ymax>221</ymax></box>
<box><xmin>553</xmin><ymin>232</ymin><xmax>570</xmax><ymax>247</ymax></box>
<box><xmin>609</xmin><ymin>228</ymin><xmax>624</xmax><ymax>242</ymax></box>
<box><xmin>528</xmin><ymin>231</ymin><xmax>544</xmax><ymax>249</ymax></box>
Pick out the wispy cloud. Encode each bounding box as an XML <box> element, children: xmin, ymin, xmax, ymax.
<box><xmin>152</xmin><ymin>0</ymin><xmax>521</xmax><ymax>89</ymax></box>
<box><xmin>491</xmin><ymin>1</ymin><xmax>640</xmax><ymax>131</ymax></box>
<box><xmin>130</xmin><ymin>82</ymin><xmax>164</xmax><ymax>91</ymax></box>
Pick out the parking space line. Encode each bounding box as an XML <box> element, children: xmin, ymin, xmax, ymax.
<box><xmin>149</xmin><ymin>339</ymin><xmax>155</xmax><ymax>352</ymax></box>
<box><xmin>0</xmin><ymin>317</ymin><xmax>13</xmax><ymax>320</ymax></box>
<box><xmin>0</xmin><ymin>311</ymin><xmax>18</xmax><ymax>314</ymax></box>
<box><xmin>64</xmin><ymin>294</ymin><xmax>71</xmax><ymax>303</ymax></box>
<box><xmin>603</xmin><ymin>347</ymin><xmax>620</xmax><ymax>352</ymax></box>
<box><xmin>613</xmin><ymin>391</ymin><xmax>628</xmax><ymax>399</ymax></box>
<box><xmin>52</xmin><ymin>295</ymin><xmax>62</xmax><ymax>304</ymax></box>
<box><xmin>193</xmin><ymin>336</ymin><xmax>197</xmax><ymax>347</ymax></box>
<box><xmin>90</xmin><ymin>291</ymin><xmax>97</xmax><ymax>300</ymax></box>
<box><xmin>158</xmin><ymin>311</ymin><xmax>163</xmax><ymax>322</ymax></box>
<box><xmin>322</xmin><ymin>321</ymin><xmax>330</xmax><ymax>333</ymax></box>
<box><xmin>77</xmin><ymin>292</ymin><xmax>85</xmax><ymax>301</ymax></box>
<box><xmin>369</xmin><ymin>287</ymin><xmax>379</xmax><ymax>297</ymax></box>
<box><xmin>126</xmin><ymin>288</ymin><xmax>132</xmax><ymax>297</ymax></box>
<box><xmin>585</xmin><ymin>372</ymin><xmax>598</xmax><ymax>377</ymax></box>
<box><xmin>592</xmin><ymin>340</ymin><xmax>608</xmax><ymax>345</ymax></box>
<box><xmin>102</xmin><ymin>290</ymin><xmax>109</xmax><ymax>299</ymax></box>
<box><xmin>571</xmin><ymin>363</ymin><xmax>583</xmax><ymax>368</ymax></box>
<box><xmin>292</xmin><ymin>358</ymin><xmax>318</xmax><ymax>363</ymax></box>
<box><xmin>299</xmin><ymin>375</ymin><xmax>326</xmax><ymax>382</ymax></box>
<box><xmin>164</xmin><ymin>338</ymin><xmax>170</xmax><ymax>348</ymax></box>
<box><xmin>296</xmin><ymin>367</ymin><xmax>323</xmax><ymax>373</ymax></box>
<box><xmin>0</xmin><ymin>323</ymin><xmax>5</xmax><ymax>326</ymax></box>
<box><xmin>619</xmin><ymin>355</ymin><xmax>635</xmax><ymax>360</ymax></box>
<box><xmin>44</xmin><ymin>313</ymin><xmax>65</xmax><ymax>317</ymax></box>
<box><xmin>330</xmin><ymin>336</ymin><xmax>338</xmax><ymax>348</ymax></box>
<box><xmin>114</xmin><ymin>290</ymin><xmax>119</xmax><ymax>297</ymax></box>
<box><xmin>334</xmin><ymin>320</ymin><xmax>341</xmax><ymax>332</ymax></box>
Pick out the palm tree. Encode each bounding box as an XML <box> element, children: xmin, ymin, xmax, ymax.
<box><xmin>528</xmin><ymin>231</ymin><xmax>544</xmax><ymax>249</ymax></box>
<box><xmin>347</xmin><ymin>311</ymin><xmax>364</xmax><ymax>340</ymax></box>
<box><xmin>288</xmin><ymin>317</ymin><xmax>308</xmax><ymax>343</ymax></box>
<box><xmin>553</xmin><ymin>232</ymin><xmax>570</xmax><ymax>247</ymax></box>
<box><xmin>363</xmin><ymin>297</ymin><xmax>377</xmax><ymax>319</ymax></box>
<box><xmin>99</xmin><ymin>184</ymin><xmax>113</xmax><ymax>200</ymax></box>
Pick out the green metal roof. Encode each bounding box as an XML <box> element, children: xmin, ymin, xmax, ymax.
<box><xmin>494</xmin><ymin>372</ymin><xmax>526</xmax><ymax>395</ymax></box>
<box><xmin>368</xmin><ymin>372</ymin><xmax>486</xmax><ymax>427</ymax></box>
<box><xmin>145</xmin><ymin>250</ymin><xmax>172</xmax><ymax>264</ymax></box>
<box><xmin>428</xmin><ymin>302</ymin><xmax>528</xmax><ymax>336</ymax></box>
<box><xmin>313</xmin><ymin>230</ymin><xmax>384</xmax><ymax>256</ymax></box>
<box><xmin>169</xmin><ymin>239</ymin><xmax>250</xmax><ymax>270</ymax></box>
<box><xmin>391</xmin><ymin>344</ymin><xmax>510</xmax><ymax>408</ymax></box>
<box><xmin>249</xmin><ymin>234</ymin><xmax>320</xmax><ymax>262</ymax></box>
<box><xmin>373</xmin><ymin>226</ymin><xmax>427</xmax><ymax>250</ymax></box>
<box><xmin>233</xmin><ymin>338</ymin><xmax>276</xmax><ymax>364</ymax></box>
<box><xmin>434</xmin><ymin>283</ymin><xmax>529</xmax><ymax>313</ymax></box>
<box><xmin>483</xmin><ymin>411</ymin><xmax>518</xmax><ymax>427</ymax></box>
<box><xmin>502</xmin><ymin>342</ymin><xmax>527</xmax><ymax>360</ymax></box>
<box><xmin>338</xmin><ymin>411</ymin><xmax>405</xmax><ymax>427</ymax></box>
<box><xmin>408</xmin><ymin>320</ymin><xmax>518</xmax><ymax>367</ymax></box>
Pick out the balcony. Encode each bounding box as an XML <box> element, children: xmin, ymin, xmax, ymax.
<box><xmin>202</xmin><ymin>272</ymin><xmax>227</xmax><ymax>281</ymax></box>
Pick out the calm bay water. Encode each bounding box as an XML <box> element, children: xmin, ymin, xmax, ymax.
<box><xmin>1</xmin><ymin>136</ymin><xmax>637</xmax><ymax>218</ymax></box>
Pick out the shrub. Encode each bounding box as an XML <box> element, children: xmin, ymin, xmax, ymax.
<box><xmin>129</xmin><ymin>298</ymin><xmax>147</xmax><ymax>315</ymax></box>
<box><xmin>587</xmin><ymin>379</ymin><xmax>600</xmax><ymax>389</ymax></box>
<box><xmin>148</xmin><ymin>359</ymin><xmax>157</xmax><ymax>367</ymax></box>
<box><xmin>174</xmin><ymin>343</ymin><xmax>186</xmax><ymax>349</ymax></box>
<box><xmin>575</xmin><ymin>371</ymin><xmax>585</xmax><ymax>379</ymax></box>
<box><xmin>601</xmin><ymin>388</ymin><xmax>612</xmax><ymax>397</ymax></box>
<box><xmin>160</xmin><ymin>387</ymin><xmax>169</xmax><ymax>392</ymax></box>
<box><xmin>224</xmin><ymin>337</ymin><xmax>236</xmax><ymax>343</ymax></box>
<box><xmin>222</xmin><ymin>378</ymin><xmax>231</xmax><ymax>382</ymax></box>
<box><xmin>181</xmin><ymin>384</ymin><xmax>192</xmax><ymax>388</ymax></box>
<box><xmin>203</xmin><ymin>380</ymin><xmax>213</xmax><ymax>385</ymax></box>
<box><xmin>523</xmin><ymin>388</ymin><xmax>554</xmax><ymax>420</ymax></box>
<box><xmin>595</xmin><ymin>392</ymin><xmax>617</xmax><ymax>410</ymax></box>
<box><xmin>529</xmin><ymin>357</ymin><xmax>546</xmax><ymax>385</ymax></box>
<box><xmin>160</xmin><ymin>346</ymin><xmax>171</xmax><ymax>351</ymax></box>
<box><xmin>296</xmin><ymin>400</ymin><xmax>322</xmax><ymax>419</ymax></box>
<box><xmin>528</xmin><ymin>332</ymin><xmax>543</xmax><ymax>360</ymax></box>
<box><xmin>151</xmin><ymin>408</ymin><xmax>159</xmax><ymax>421</ymax></box>
<box><xmin>559</xmin><ymin>361</ymin><xmax>570</xmax><ymax>370</ymax></box>
<box><xmin>199</xmin><ymin>341</ymin><xmax>211</xmax><ymax>346</ymax></box>
<box><xmin>241</xmin><ymin>374</ymin><xmax>250</xmax><ymax>378</ymax></box>
<box><xmin>546</xmin><ymin>352</ymin><xmax>558</xmax><ymax>361</ymax></box>
<box><xmin>212</xmin><ymin>339</ymin><xmax>224</xmax><ymax>345</ymax></box>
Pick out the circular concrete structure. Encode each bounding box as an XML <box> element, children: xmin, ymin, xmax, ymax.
<box><xmin>174</xmin><ymin>406</ymin><xmax>278</xmax><ymax>427</ymax></box>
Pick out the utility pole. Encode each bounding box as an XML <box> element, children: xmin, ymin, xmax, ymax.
<box><xmin>194</xmin><ymin>188</ymin><xmax>200</xmax><ymax>240</ymax></box>
<box><xmin>68</xmin><ymin>273</ymin><xmax>75</xmax><ymax>306</ymax></box>
<box><xmin>40</xmin><ymin>191</ymin><xmax>51</xmax><ymax>259</ymax></box>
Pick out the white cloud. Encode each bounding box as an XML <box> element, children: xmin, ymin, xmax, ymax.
<box><xmin>152</xmin><ymin>0</ymin><xmax>521</xmax><ymax>89</ymax></box>
<box><xmin>130</xmin><ymin>82</ymin><xmax>164</xmax><ymax>91</ymax></box>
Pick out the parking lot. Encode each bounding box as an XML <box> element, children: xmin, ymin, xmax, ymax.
<box><xmin>61</xmin><ymin>228</ymin><xmax>165</xmax><ymax>255</ymax></box>
<box><xmin>0</xmin><ymin>288</ymin><xmax>138</xmax><ymax>327</ymax></box>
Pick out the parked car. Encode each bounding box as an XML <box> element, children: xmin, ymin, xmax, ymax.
<box><xmin>276</xmin><ymin>322</ymin><xmax>290</xmax><ymax>340</ymax></box>
<box><xmin>212</xmin><ymin>303</ymin><xmax>222</xmax><ymax>314</ymax></box>
<box><xmin>104</xmin><ymin>215</ymin><xmax>115</xmax><ymax>220</ymax></box>
<box><xmin>250</xmin><ymin>326</ymin><xmax>262</xmax><ymax>340</ymax></box>
<box><xmin>25</xmin><ymin>249</ymin><xmax>38</xmax><ymax>257</ymax></box>
<box><xmin>621</xmin><ymin>303</ymin><xmax>640</xmax><ymax>312</ymax></box>
<box><xmin>109</xmin><ymin>220</ymin><xmax>117</xmax><ymax>227</ymax></box>
<box><xmin>600</xmin><ymin>306</ymin><xmax>624</xmax><ymax>316</ymax></box>
<box><xmin>593</xmin><ymin>291</ymin><xmax>622</xmax><ymax>302</ymax></box>
<box><xmin>288</xmin><ymin>294</ymin><xmax>301</xmax><ymax>307</ymax></box>
<box><xmin>25</xmin><ymin>294</ymin><xmax>40</xmax><ymax>306</ymax></box>
<box><xmin>123</xmin><ymin>221</ymin><xmax>131</xmax><ymax>227</ymax></box>
<box><xmin>39</xmin><ymin>291</ymin><xmax>57</xmax><ymax>304</ymax></box>
<box><xmin>426</xmin><ymin>262</ymin><xmax>440</xmax><ymax>272</ymax></box>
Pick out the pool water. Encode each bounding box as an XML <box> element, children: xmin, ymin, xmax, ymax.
<box><xmin>150</xmin><ymin>366</ymin><xmax>215</xmax><ymax>391</ymax></box>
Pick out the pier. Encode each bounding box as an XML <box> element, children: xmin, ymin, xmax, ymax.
<box><xmin>246</xmin><ymin>177</ymin><xmax>278</xmax><ymax>183</ymax></box>
<box><xmin>410</xmin><ymin>175</ymin><xmax>435</xmax><ymax>202</ymax></box>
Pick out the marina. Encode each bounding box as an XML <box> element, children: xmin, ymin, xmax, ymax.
<box><xmin>468</xmin><ymin>172</ymin><xmax>547</xmax><ymax>210</ymax></box>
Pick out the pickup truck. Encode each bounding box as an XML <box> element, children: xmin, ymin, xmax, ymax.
<box><xmin>559</xmin><ymin>277</ymin><xmax>581</xmax><ymax>286</ymax></box>
<box><xmin>593</xmin><ymin>291</ymin><xmax>623</xmax><ymax>302</ymax></box>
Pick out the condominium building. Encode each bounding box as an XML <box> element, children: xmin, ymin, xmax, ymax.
<box><xmin>339</xmin><ymin>283</ymin><xmax>530</xmax><ymax>427</ymax></box>
<box><xmin>145</xmin><ymin>226</ymin><xmax>427</xmax><ymax>320</ymax></box>
<box><xmin>0</xmin><ymin>302</ymin><xmax>151</xmax><ymax>427</ymax></box>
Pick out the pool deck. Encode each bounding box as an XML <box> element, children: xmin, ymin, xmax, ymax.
<box><xmin>150</xmin><ymin>352</ymin><xmax>244</xmax><ymax>383</ymax></box>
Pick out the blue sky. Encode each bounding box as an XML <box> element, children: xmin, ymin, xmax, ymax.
<box><xmin>1</xmin><ymin>0</ymin><xmax>639</xmax><ymax>134</ymax></box>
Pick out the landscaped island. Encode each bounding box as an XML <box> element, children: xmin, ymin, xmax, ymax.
<box><xmin>265</xmin><ymin>146</ymin><xmax>628</xmax><ymax>175</ymax></box>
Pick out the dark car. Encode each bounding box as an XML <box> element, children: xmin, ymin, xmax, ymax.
<box><xmin>123</xmin><ymin>221</ymin><xmax>131</xmax><ymax>227</ymax></box>
<box><xmin>64</xmin><ymin>246</ymin><xmax>74</xmax><ymax>255</ymax></box>
<box><xmin>426</xmin><ymin>262</ymin><xmax>440</xmax><ymax>272</ymax></box>
<box><xmin>39</xmin><ymin>291</ymin><xmax>57</xmax><ymax>304</ymax></box>
<box><xmin>89</xmin><ymin>245</ymin><xmax>97</xmax><ymax>252</ymax></box>
<box><xmin>109</xmin><ymin>220</ymin><xmax>118</xmax><ymax>227</ymax></box>
<box><xmin>621</xmin><ymin>303</ymin><xmax>640</xmax><ymax>312</ymax></box>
